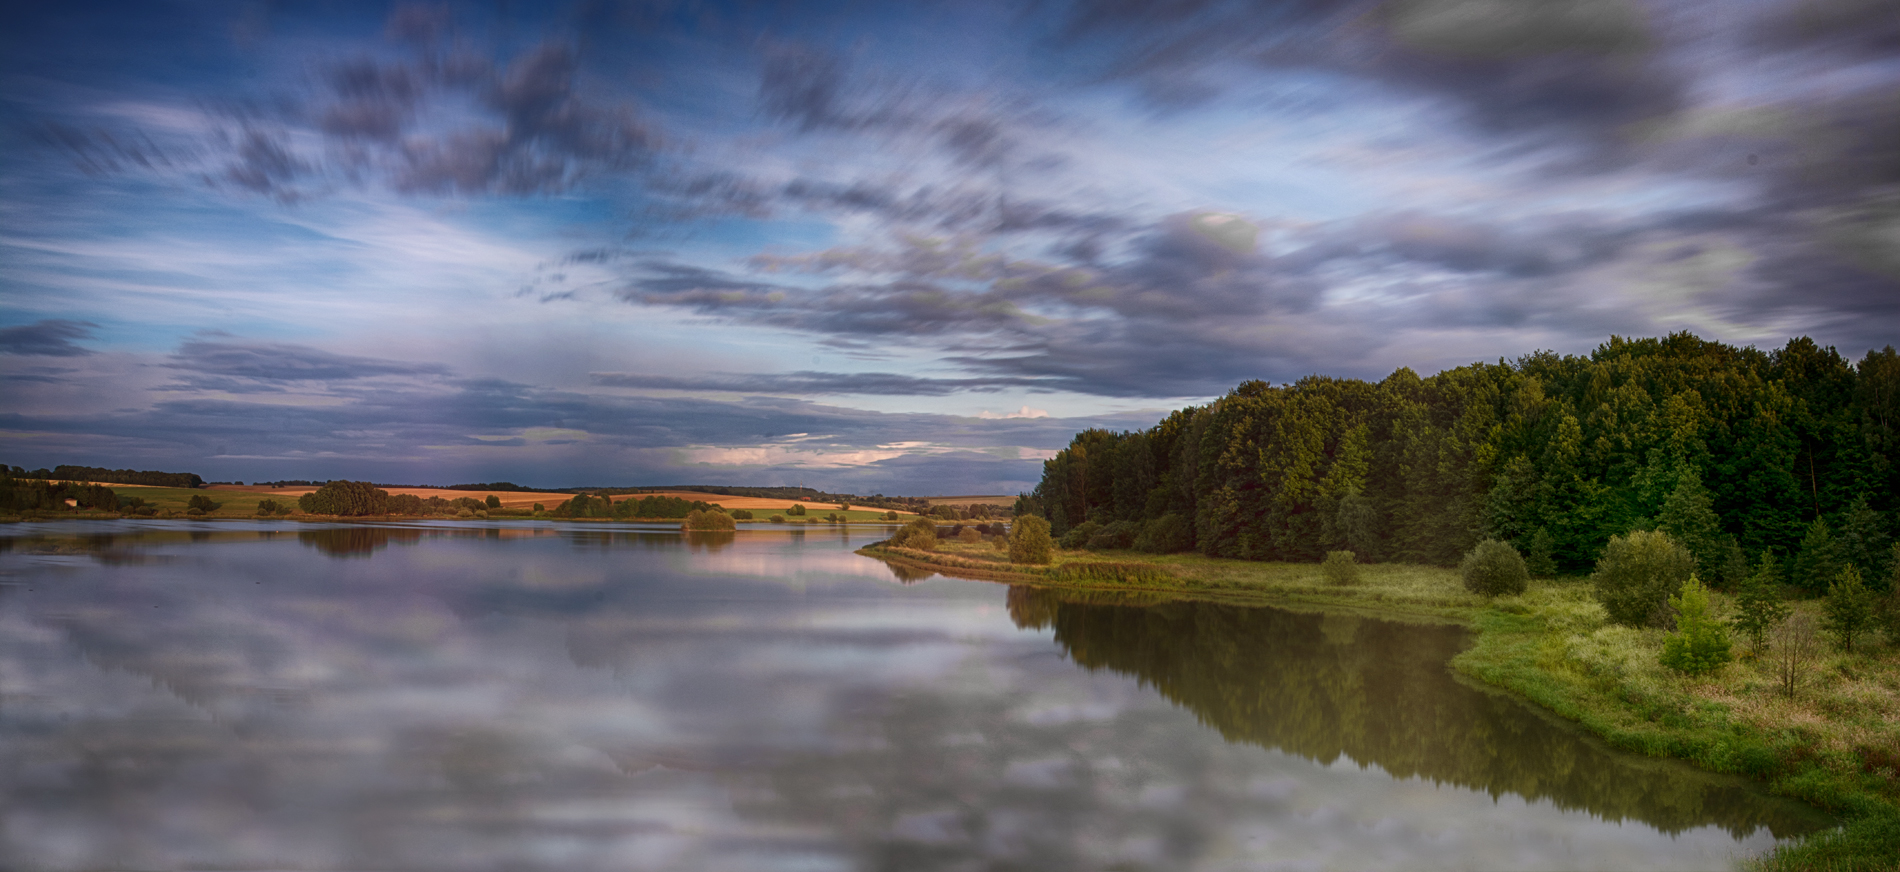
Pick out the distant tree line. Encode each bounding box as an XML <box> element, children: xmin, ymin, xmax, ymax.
<box><xmin>6</xmin><ymin>464</ymin><xmax>203</xmax><ymax>489</ymax></box>
<box><xmin>1026</xmin><ymin>333</ymin><xmax>1898</xmax><ymax>591</ymax></box>
<box><xmin>589</xmin><ymin>485</ymin><xmax>931</xmax><ymax>513</ymax></box>
<box><xmin>550</xmin><ymin>493</ymin><xmax>719</xmax><ymax>519</ymax></box>
<box><xmin>0</xmin><ymin>472</ymin><xmax>121</xmax><ymax>512</ymax></box>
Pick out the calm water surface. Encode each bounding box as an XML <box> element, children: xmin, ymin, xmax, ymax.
<box><xmin>0</xmin><ymin>520</ymin><xmax>1829</xmax><ymax>871</ymax></box>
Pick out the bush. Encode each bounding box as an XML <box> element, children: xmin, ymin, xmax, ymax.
<box><xmin>1133</xmin><ymin>513</ymin><xmax>1192</xmax><ymax>553</ymax></box>
<box><xmin>681</xmin><ymin>509</ymin><xmax>737</xmax><ymax>532</ymax></box>
<box><xmin>1660</xmin><ymin>576</ymin><xmax>1732</xmax><ymax>675</ymax></box>
<box><xmin>770</xmin><ymin>514</ymin><xmax>785</xmax><ymax>523</ymax></box>
<box><xmin>1461</xmin><ymin>538</ymin><xmax>1528</xmax><ymax>598</ymax></box>
<box><xmin>731</xmin><ymin>509</ymin><xmax>754</xmax><ymax>520</ymax></box>
<box><xmin>1085</xmin><ymin>520</ymin><xmax>1138</xmax><ymax>551</ymax></box>
<box><xmin>888</xmin><ymin>517</ymin><xmax>939</xmax><ymax>551</ymax></box>
<box><xmin>1592</xmin><ymin>530</ymin><xmax>1694</xmax><ymax>627</ymax></box>
<box><xmin>958</xmin><ymin>527</ymin><xmax>982</xmax><ymax>543</ymax></box>
<box><xmin>187</xmin><ymin>494</ymin><xmax>222</xmax><ymax>513</ymax></box>
<box><xmin>1321</xmin><ymin>551</ymin><xmax>1361</xmax><ymax>586</ymax></box>
<box><xmin>1059</xmin><ymin>520</ymin><xmax>1101</xmax><ymax>550</ymax></box>
<box><xmin>1009</xmin><ymin>515</ymin><xmax>1054</xmax><ymax>565</ymax></box>
<box><xmin>932</xmin><ymin>505</ymin><xmax>960</xmax><ymax>521</ymax></box>
<box><xmin>787</xmin><ymin>503</ymin><xmax>806</xmax><ymax>516</ymax></box>
<box><xmin>884</xmin><ymin>511</ymin><xmax>900</xmax><ymax>521</ymax></box>
<box><xmin>485</xmin><ymin>495</ymin><xmax>501</xmax><ymax>509</ymax></box>
<box><xmin>256</xmin><ymin>498</ymin><xmax>281</xmax><ymax>516</ymax></box>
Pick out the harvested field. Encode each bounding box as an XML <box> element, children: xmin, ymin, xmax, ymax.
<box><xmin>205</xmin><ymin>484</ymin><xmax>568</xmax><ymax>510</ymax></box>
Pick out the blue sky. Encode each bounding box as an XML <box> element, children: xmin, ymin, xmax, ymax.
<box><xmin>3</xmin><ymin>0</ymin><xmax>1896</xmax><ymax>493</ymax></box>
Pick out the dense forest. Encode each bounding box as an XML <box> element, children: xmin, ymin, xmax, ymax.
<box><xmin>1024</xmin><ymin>334</ymin><xmax>1898</xmax><ymax>586</ymax></box>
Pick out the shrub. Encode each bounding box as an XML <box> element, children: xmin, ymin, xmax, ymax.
<box><xmin>888</xmin><ymin>518</ymin><xmax>938</xmax><ymax>551</ymax></box>
<box><xmin>731</xmin><ymin>509</ymin><xmax>753</xmax><ymax>520</ymax></box>
<box><xmin>1660</xmin><ymin>576</ymin><xmax>1732</xmax><ymax>675</ymax></box>
<box><xmin>884</xmin><ymin>511</ymin><xmax>900</xmax><ymax>521</ymax></box>
<box><xmin>1321</xmin><ymin>551</ymin><xmax>1361</xmax><ymax>586</ymax></box>
<box><xmin>787</xmin><ymin>503</ymin><xmax>806</xmax><ymax>516</ymax></box>
<box><xmin>770</xmin><ymin>515</ymin><xmax>785</xmax><ymax>524</ymax></box>
<box><xmin>1592</xmin><ymin>530</ymin><xmax>1694</xmax><ymax>627</ymax></box>
<box><xmin>257</xmin><ymin>498</ymin><xmax>281</xmax><ymax>516</ymax></box>
<box><xmin>1059</xmin><ymin>520</ymin><xmax>1101</xmax><ymax>550</ymax></box>
<box><xmin>1133</xmin><ymin>513</ymin><xmax>1192</xmax><ymax>554</ymax></box>
<box><xmin>1461</xmin><ymin>538</ymin><xmax>1529</xmax><ymax>598</ymax></box>
<box><xmin>1822</xmin><ymin>565</ymin><xmax>1875</xmax><ymax>652</ymax></box>
<box><xmin>958</xmin><ymin>527</ymin><xmax>982</xmax><ymax>543</ymax></box>
<box><xmin>1085</xmin><ymin>520</ymin><xmax>1138</xmax><ymax>551</ymax></box>
<box><xmin>485</xmin><ymin>495</ymin><xmax>501</xmax><ymax>509</ymax></box>
<box><xmin>932</xmin><ymin>505</ymin><xmax>959</xmax><ymax>520</ymax></box>
<box><xmin>681</xmin><ymin>509</ymin><xmax>737</xmax><ymax>532</ymax></box>
<box><xmin>187</xmin><ymin>494</ymin><xmax>222</xmax><ymax>513</ymax></box>
<box><xmin>1770</xmin><ymin>611</ymin><xmax>1820</xmax><ymax>699</ymax></box>
<box><xmin>1009</xmin><ymin>515</ymin><xmax>1054</xmax><ymax>565</ymax></box>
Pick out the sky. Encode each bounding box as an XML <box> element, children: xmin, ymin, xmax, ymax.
<box><xmin>2</xmin><ymin>0</ymin><xmax>1896</xmax><ymax>494</ymax></box>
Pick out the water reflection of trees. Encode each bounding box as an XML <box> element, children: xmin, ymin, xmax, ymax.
<box><xmin>885</xmin><ymin>562</ymin><xmax>936</xmax><ymax>584</ymax></box>
<box><xmin>298</xmin><ymin>526</ymin><xmax>423</xmax><ymax>557</ymax></box>
<box><xmin>683</xmin><ymin>531</ymin><xmax>735</xmax><ymax>553</ymax></box>
<box><xmin>1008</xmin><ymin>586</ymin><xmax>1825</xmax><ymax>839</ymax></box>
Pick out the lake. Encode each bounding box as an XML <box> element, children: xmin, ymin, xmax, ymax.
<box><xmin>0</xmin><ymin>520</ymin><xmax>1830</xmax><ymax>871</ymax></box>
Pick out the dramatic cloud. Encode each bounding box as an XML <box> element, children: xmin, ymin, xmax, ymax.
<box><xmin>3</xmin><ymin>0</ymin><xmax>1895</xmax><ymax>487</ymax></box>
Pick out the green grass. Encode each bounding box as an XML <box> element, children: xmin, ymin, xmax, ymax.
<box><xmin>858</xmin><ymin>541</ymin><xmax>1900</xmax><ymax>871</ymax></box>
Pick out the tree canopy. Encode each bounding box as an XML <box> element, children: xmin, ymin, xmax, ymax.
<box><xmin>1025</xmin><ymin>334</ymin><xmax>1897</xmax><ymax>578</ymax></box>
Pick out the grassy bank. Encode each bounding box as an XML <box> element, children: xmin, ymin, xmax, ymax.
<box><xmin>859</xmin><ymin>541</ymin><xmax>1900</xmax><ymax>871</ymax></box>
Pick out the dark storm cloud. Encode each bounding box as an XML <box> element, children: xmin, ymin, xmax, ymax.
<box><xmin>0</xmin><ymin>320</ymin><xmax>99</xmax><ymax>356</ymax></box>
<box><xmin>221</xmin><ymin>128</ymin><xmax>310</xmax><ymax>200</ymax></box>
<box><xmin>168</xmin><ymin>340</ymin><xmax>450</xmax><ymax>383</ymax></box>
<box><xmin>625</xmin><ymin>204</ymin><xmax>1755</xmax><ymax>397</ymax></box>
<box><xmin>756</xmin><ymin>42</ymin><xmax>1047</xmax><ymax>169</ymax></box>
<box><xmin>590</xmin><ymin>370</ymin><xmax>1063</xmax><ymax>395</ymax></box>
<box><xmin>34</xmin><ymin>10</ymin><xmax>654</xmax><ymax>199</ymax></box>
<box><xmin>1054</xmin><ymin>0</ymin><xmax>1683</xmax><ymax>155</ymax></box>
<box><xmin>1748</xmin><ymin>0</ymin><xmax>1900</xmax><ymax>59</ymax></box>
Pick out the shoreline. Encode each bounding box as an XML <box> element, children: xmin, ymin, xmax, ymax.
<box><xmin>856</xmin><ymin>542</ymin><xmax>1900</xmax><ymax>872</ymax></box>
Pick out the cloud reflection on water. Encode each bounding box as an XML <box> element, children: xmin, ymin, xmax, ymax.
<box><xmin>0</xmin><ymin>521</ymin><xmax>1826</xmax><ymax>871</ymax></box>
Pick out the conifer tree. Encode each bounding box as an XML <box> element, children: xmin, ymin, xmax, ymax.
<box><xmin>1732</xmin><ymin>551</ymin><xmax>1790</xmax><ymax>653</ymax></box>
<box><xmin>1835</xmin><ymin>495</ymin><xmax>1890</xmax><ymax>581</ymax></box>
<box><xmin>1523</xmin><ymin>527</ymin><xmax>1557</xmax><ymax>577</ymax></box>
<box><xmin>1661</xmin><ymin>576</ymin><xmax>1732</xmax><ymax>675</ymax></box>
<box><xmin>1714</xmin><ymin>536</ymin><xmax>1750</xmax><ymax>590</ymax></box>
<box><xmin>1790</xmin><ymin>518</ymin><xmax>1843</xmax><ymax>595</ymax></box>
<box><xmin>1657</xmin><ymin>467</ymin><xmax>1725</xmax><ymax>580</ymax></box>
<box><xmin>1822</xmin><ymin>565</ymin><xmax>1874</xmax><ymax>652</ymax></box>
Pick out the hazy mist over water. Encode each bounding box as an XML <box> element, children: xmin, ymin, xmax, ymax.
<box><xmin>1</xmin><ymin>521</ymin><xmax>1829</xmax><ymax>870</ymax></box>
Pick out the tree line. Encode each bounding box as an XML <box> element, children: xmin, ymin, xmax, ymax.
<box><xmin>0</xmin><ymin>472</ymin><xmax>123</xmax><ymax>513</ymax></box>
<box><xmin>6</xmin><ymin>464</ymin><xmax>203</xmax><ymax>489</ymax></box>
<box><xmin>1025</xmin><ymin>333</ymin><xmax>1898</xmax><ymax>591</ymax></box>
